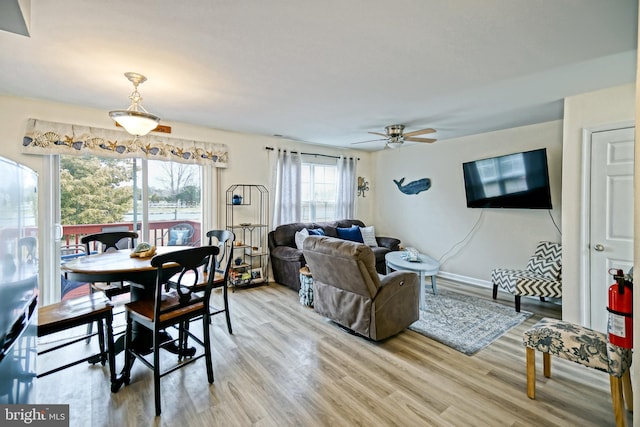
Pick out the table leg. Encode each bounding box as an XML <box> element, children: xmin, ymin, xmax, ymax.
<box><xmin>419</xmin><ymin>271</ymin><xmax>426</xmax><ymax>310</ymax></box>
<box><xmin>431</xmin><ymin>275</ymin><xmax>438</xmax><ymax>295</ymax></box>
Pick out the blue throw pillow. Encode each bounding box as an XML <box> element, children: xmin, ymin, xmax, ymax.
<box><xmin>336</xmin><ymin>225</ymin><xmax>363</xmax><ymax>243</ymax></box>
<box><xmin>169</xmin><ymin>229</ymin><xmax>188</xmax><ymax>245</ymax></box>
<box><xmin>308</xmin><ymin>228</ymin><xmax>325</xmax><ymax>236</ymax></box>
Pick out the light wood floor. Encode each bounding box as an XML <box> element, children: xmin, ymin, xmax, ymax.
<box><xmin>36</xmin><ymin>279</ymin><xmax>631</xmax><ymax>426</ymax></box>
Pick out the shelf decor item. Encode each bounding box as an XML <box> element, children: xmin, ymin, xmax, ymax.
<box><xmin>401</xmin><ymin>247</ymin><xmax>420</xmax><ymax>262</ymax></box>
<box><xmin>250</xmin><ymin>267</ymin><xmax>264</xmax><ymax>282</ymax></box>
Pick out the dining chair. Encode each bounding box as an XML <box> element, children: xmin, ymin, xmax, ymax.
<box><xmin>37</xmin><ymin>292</ymin><xmax>116</xmax><ymax>389</ymax></box>
<box><xmin>18</xmin><ymin>236</ymin><xmax>37</xmax><ymax>264</ymax></box>
<box><xmin>206</xmin><ymin>229</ymin><xmax>235</xmax><ymax>334</ymax></box>
<box><xmin>491</xmin><ymin>241</ymin><xmax>562</xmax><ymax>312</ymax></box>
<box><xmin>80</xmin><ymin>231</ymin><xmax>138</xmax><ymax>342</ymax></box>
<box><xmin>81</xmin><ymin>231</ymin><xmax>139</xmax><ymax>299</ymax></box>
<box><xmin>121</xmin><ymin>245</ymin><xmax>219</xmax><ymax>416</ymax></box>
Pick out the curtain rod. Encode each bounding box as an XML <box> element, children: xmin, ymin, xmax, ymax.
<box><xmin>265</xmin><ymin>146</ymin><xmax>359</xmax><ymax>160</ymax></box>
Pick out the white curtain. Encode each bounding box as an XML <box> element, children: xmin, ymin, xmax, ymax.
<box><xmin>336</xmin><ymin>156</ymin><xmax>357</xmax><ymax>219</ymax></box>
<box><xmin>273</xmin><ymin>150</ymin><xmax>302</xmax><ymax>227</ymax></box>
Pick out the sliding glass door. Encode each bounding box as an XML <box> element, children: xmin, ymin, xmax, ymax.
<box><xmin>54</xmin><ymin>154</ymin><xmax>203</xmax><ymax>301</ymax></box>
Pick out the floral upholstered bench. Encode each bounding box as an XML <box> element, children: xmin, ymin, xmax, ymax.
<box><xmin>523</xmin><ymin>317</ymin><xmax>633</xmax><ymax>427</ymax></box>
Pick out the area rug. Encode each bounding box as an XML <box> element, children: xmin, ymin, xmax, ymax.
<box><xmin>409</xmin><ymin>289</ymin><xmax>532</xmax><ymax>355</ymax></box>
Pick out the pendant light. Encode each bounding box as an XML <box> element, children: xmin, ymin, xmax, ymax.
<box><xmin>109</xmin><ymin>72</ymin><xmax>160</xmax><ymax>137</ymax></box>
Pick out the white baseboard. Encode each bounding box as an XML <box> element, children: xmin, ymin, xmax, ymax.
<box><xmin>436</xmin><ymin>271</ymin><xmax>492</xmax><ymax>289</ymax></box>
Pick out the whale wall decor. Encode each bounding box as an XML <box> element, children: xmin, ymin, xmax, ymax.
<box><xmin>393</xmin><ymin>177</ymin><xmax>431</xmax><ymax>195</ymax></box>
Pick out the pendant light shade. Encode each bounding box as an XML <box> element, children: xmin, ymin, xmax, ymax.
<box><xmin>109</xmin><ymin>72</ymin><xmax>160</xmax><ymax>137</ymax></box>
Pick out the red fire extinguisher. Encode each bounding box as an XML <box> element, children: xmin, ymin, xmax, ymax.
<box><xmin>607</xmin><ymin>268</ymin><xmax>633</xmax><ymax>349</ymax></box>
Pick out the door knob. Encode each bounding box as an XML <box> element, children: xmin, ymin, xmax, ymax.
<box><xmin>594</xmin><ymin>244</ymin><xmax>605</xmax><ymax>252</ymax></box>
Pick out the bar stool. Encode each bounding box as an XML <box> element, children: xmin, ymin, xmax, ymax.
<box><xmin>37</xmin><ymin>292</ymin><xmax>117</xmax><ymax>388</ymax></box>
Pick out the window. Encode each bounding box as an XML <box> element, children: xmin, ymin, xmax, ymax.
<box><xmin>301</xmin><ymin>162</ymin><xmax>337</xmax><ymax>222</ymax></box>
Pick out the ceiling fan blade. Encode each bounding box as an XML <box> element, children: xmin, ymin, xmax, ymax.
<box><xmin>351</xmin><ymin>138</ymin><xmax>386</xmax><ymax>145</ymax></box>
<box><xmin>368</xmin><ymin>132</ymin><xmax>387</xmax><ymax>137</ymax></box>
<box><xmin>403</xmin><ymin>128</ymin><xmax>436</xmax><ymax>137</ymax></box>
<box><xmin>405</xmin><ymin>137</ymin><xmax>437</xmax><ymax>143</ymax></box>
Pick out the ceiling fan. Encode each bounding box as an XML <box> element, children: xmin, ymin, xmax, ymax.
<box><xmin>352</xmin><ymin>124</ymin><xmax>437</xmax><ymax>149</ymax></box>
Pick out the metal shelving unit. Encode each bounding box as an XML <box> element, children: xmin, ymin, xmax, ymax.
<box><xmin>225</xmin><ymin>184</ymin><xmax>269</xmax><ymax>288</ymax></box>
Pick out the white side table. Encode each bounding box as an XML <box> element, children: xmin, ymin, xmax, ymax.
<box><xmin>385</xmin><ymin>251</ymin><xmax>440</xmax><ymax>310</ymax></box>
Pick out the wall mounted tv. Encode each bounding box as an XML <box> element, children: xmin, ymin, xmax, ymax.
<box><xmin>462</xmin><ymin>148</ymin><xmax>552</xmax><ymax>209</ymax></box>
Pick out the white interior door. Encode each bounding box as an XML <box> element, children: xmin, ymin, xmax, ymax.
<box><xmin>589</xmin><ymin>126</ymin><xmax>634</xmax><ymax>332</ymax></box>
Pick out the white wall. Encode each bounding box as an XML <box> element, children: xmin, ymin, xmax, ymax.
<box><xmin>371</xmin><ymin>120</ymin><xmax>563</xmax><ymax>286</ymax></box>
<box><xmin>562</xmin><ymin>83</ymin><xmax>635</xmax><ymax>325</ymax></box>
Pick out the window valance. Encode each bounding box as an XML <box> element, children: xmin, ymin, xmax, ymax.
<box><xmin>22</xmin><ymin>118</ymin><xmax>228</xmax><ymax>167</ymax></box>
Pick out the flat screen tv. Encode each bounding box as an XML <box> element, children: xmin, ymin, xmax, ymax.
<box><xmin>462</xmin><ymin>148</ymin><xmax>552</xmax><ymax>209</ymax></box>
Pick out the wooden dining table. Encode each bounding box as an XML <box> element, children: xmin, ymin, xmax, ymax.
<box><xmin>61</xmin><ymin>245</ymin><xmax>222</xmax><ymax>391</ymax></box>
<box><xmin>62</xmin><ymin>245</ymin><xmax>192</xmax><ymax>290</ymax></box>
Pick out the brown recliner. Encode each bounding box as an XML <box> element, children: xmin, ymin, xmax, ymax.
<box><xmin>302</xmin><ymin>236</ymin><xmax>420</xmax><ymax>341</ymax></box>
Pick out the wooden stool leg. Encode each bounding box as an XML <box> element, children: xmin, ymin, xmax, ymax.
<box><xmin>543</xmin><ymin>352</ymin><xmax>551</xmax><ymax>378</ymax></box>
<box><xmin>526</xmin><ymin>347</ymin><xmax>536</xmax><ymax>399</ymax></box>
<box><xmin>622</xmin><ymin>370</ymin><xmax>633</xmax><ymax>412</ymax></box>
<box><xmin>610</xmin><ymin>375</ymin><xmax>627</xmax><ymax>427</ymax></box>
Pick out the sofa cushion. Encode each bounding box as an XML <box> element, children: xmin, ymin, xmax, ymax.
<box><xmin>527</xmin><ymin>256</ymin><xmax>561</xmax><ymax>280</ymax></box>
<box><xmin>337</xmin><ymin>225</ymin><xmax>363</xmax><ymax>243</ymax></box>
<box><xmin>169</xmin><ymin>229</ymin><xmax>189</xmax><ymax>245</ymax></box>
<box><xmin>295</xmin><ymin>227</ymin><xmax>325</xmax><ymax>249</ymax></box>
<box><xmin>323</xmin><ymin>226</ymin><xmax>338</xmax><ymax>238</ymax></box>
<box><xmin>294</xmin><ymin>228</ymin><xmax>310</xmax><ymax>250</ymax></box>
<box><xmin>359</xmin><ymin>226</ymin><xmax>378</xmax><ymax>247</ymax></box>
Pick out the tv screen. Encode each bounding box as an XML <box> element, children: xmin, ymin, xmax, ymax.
<box><xmin>462</xmin><ymin>148</ymin><xmax>552</xmax><ymax>209</ymax></box>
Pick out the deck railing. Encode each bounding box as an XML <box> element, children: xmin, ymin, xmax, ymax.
<box><xmin>61</xmin><ymin>220</ymin><xmax>202</xmax><ymax>257</ymax></box>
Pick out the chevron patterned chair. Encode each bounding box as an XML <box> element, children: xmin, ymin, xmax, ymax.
<box><xmin>491</xmin><ymin>241</ymin><xmax>562</xmax><ymax>312</ymax></box>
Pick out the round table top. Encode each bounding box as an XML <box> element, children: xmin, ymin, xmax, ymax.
<box><xmin>62</xmin><ymin>246</ymin><xmax>191</xmax><ymax>274</ymax></box>
<box><xmin>385</xmin><ymin>250</ymin><xmax>440</xmax><ymax>273</ymax></box>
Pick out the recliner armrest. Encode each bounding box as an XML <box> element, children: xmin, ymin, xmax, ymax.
<box><xmin>376</xmin><ymin>236</ymin><xmax>401</xmax><ymax>251</ymax></box>
<box><xmin>376</xmin><ymin>270</ymin><xmax>419</xmax><ymax>304</ymax></box>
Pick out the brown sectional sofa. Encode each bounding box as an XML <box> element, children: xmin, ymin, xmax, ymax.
<box><xmin>268</xmin><ymin>219</ymin><xmax>401</xmax><ymax>290</ymax></box>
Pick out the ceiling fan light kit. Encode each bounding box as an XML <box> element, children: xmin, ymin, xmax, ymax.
<box><xmin>352</xmin><ymin>124</ymin><xmax>437</xmax><ymax>149</ymax></box>
<box><xmin>109</xmin><ymin>72</ymin><xmax>160</xmax><ymax>137</ymax></box>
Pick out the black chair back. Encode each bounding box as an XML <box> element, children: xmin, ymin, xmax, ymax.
<box><xmin>150</xmin><ymin>245</ymin><xmax>219</xmax><ymax>323</ymax></box>
<box><xmin>206</xmin><ymin>229</ymin><xmax>234</xmax><ymax>273</ymax></box>
<box><xmin>82</xmin><ymin>231</ymin><xmax>138</xmax><ymax>255</ymax></box>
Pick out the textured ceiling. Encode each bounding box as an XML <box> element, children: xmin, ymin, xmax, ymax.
<box><xmin>0</xmin><ymin>1</ymin><xmax>637</xmax><ymax>150</ymax></box>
